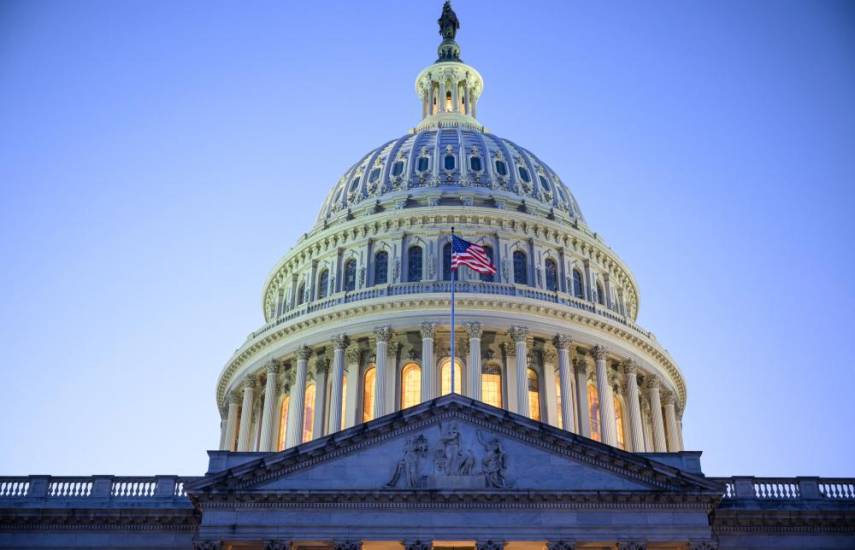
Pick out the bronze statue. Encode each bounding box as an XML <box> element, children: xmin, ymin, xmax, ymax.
<box><xmin>438</xmin><ymin>1</ymin><xmax>460</xmax><ymax>41</ymax></box>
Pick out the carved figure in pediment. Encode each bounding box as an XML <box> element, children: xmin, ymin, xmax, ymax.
<box><xmin>477</xmin><ymin>430</ymin><xmax>509</xmax><ymax>488</ymax></box>
<box><xmin>435</xmin><ymin>422</ymin><xmax>475</xmax><ymax>475</ymax></box>
<box><xmin>386</xmin><ymin>434</ymin><xmax>429</xmax><ymax>489</ymax></box>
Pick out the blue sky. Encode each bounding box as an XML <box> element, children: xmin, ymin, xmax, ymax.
<box><xmin>1</xmin><ymin>0</ymin><xmax>853</xmax><ymax>476</ymax></box>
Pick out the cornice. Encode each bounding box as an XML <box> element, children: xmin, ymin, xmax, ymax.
<box><xmin>0</xmin><ymin>507</ymin><xmax>198</xmax><ymax>532</ymax></box>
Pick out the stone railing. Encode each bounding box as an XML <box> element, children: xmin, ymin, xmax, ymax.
<box><xmin>710</xmin><ymin>476</ymin><xmax>855</xmax><ymax>501</ymax></box>
<box><xmin>251</xmin><ymin>281</ymin><xmax>653</xmax><ymax>342</ymax></box>
<box><xmin>0</xmin><ymin>475</ymin><xmax>200</xmax><ymax>504</ymax></box>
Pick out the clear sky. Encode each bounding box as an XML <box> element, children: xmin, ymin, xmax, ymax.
<box><xmin>1</xmin><ymin>0</ymin><xmax>854</xmax><ymax>477</ymax></box>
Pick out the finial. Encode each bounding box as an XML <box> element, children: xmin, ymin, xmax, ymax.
<box><xmin>436</xmin><ymin>1</ymin><xmax>462</xmax><ymax>62</ymax></box>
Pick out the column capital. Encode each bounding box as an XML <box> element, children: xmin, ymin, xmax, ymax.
<box><xmin>345</xmin><ymin>344</ymin><xmax>361</xmax><ymax>363</ymax></box>
<box><xmin>333</xmin><ymin>334</ymin><xmax>349</xmax><ymax>350</ymax></box>
<box><xmin>266</xmin><ymin>361</ymin><xmax>280</xmax><ymax>375</ymax></box>
<box><xmin>333</xmin><ymin>542</ymin><xmax>361</xmax><ymax>550</ymax></box>
<box><xmin>374</xmin><ymin>325</ymin><xmax>392</xmax><ymax>342</ymax></box>
<box><xmin>264</xmin><ymin>542</ymin><xmax>291</xmax><ymax>550</ymax></box>
<box><xmin>509</xmin><ymin>325</ymin><xmax>529</xmax><ymax>343</ymax></box>
<box><xmin>193</xmin><ymin>542</ymin><xmax>224</xmax><ymax>550</ymax></box>
<box><xmin>617</xmin><ymin>543</ymin><xmax>646</xmax><ymax>550</ymax></box>
<box><xmin>403</xmin><ymin>541</ymin><xmax>430</xmax><ymax>550</ymax></box>
<box><xmin>420</xmin><ymin>321</ymin><xmax>437</xmax><ymax>338</ymax></box>
<box><xmin>475</xmin><ymin>541</ymin><xmax>504</xmax><ymax>550</ymax></box>
<box><xmin>542</xmin><ymin>346</ymin><xmax>558</xmax><ymax>364</ymax></box>
<box><xmin>622</xmin><ymin>359</ymin><xmax>638</xmax><ymax>376</ymax></box>
<box><xmin>227</xmin><ymin>391</ymin><xmax>242</xmax><ymax>405</ymax></box>
<box><xmin>646</xmin><ymin>376</ymin><xmax>661</xmax><ymax>391</ymax></box>
<box><xmin>661</xmin><ymin>390</ymin><xmax>675</xmax><ymax>406</ymax></box>
<box><xmin>314</xmin><ymin>354</ymin><xmax>330</xmax><ymax>373</ymax></box>
<box><xmin>297</xmin><ymin>345</ymin><xmax>311</xmax><ymax>360</ymax></box>
<box><xmin>500</xmin><ymin>340</ymin><xmax>515</xmax><ymax>357</ymax></box>
<box><xmin>591</xmin><ymin>345</ymin><xmax>608</xmax><ymax>361</ymax></box>
<box><xmin>464</xmin><ymin>321</ymin><xmax>483</xmax><ymax>339</ymax></box>
<box><xmin>546</xmin><ymin>542</ymin><xmax>576</xmax><ymax>550</ymax></box>
<box><xmin>243</xmin><ymin>376</ymin><xmax>256</xmax><ymax>390</ymax></box>
<box><xmin>687</xmin><ymin>542</ymin><xmax>717</xmax><ymax>550</ymax></box>
<box><xmin>573</xmin><ymin>356</ymin><xmax>588</xmax><ymax>374</ymax></box>
<box><xmin>554</xmin><ymin>334</ymin><xmax>573</xmax><ymax>350</ymax></box>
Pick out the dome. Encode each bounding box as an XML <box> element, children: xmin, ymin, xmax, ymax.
<box><xmin>316</xmin><ymin>129</ymin><xmax>585</xmax><ymax>228</ymax></box>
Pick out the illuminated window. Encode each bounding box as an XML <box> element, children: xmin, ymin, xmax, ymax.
<box><xmin>545</xmin><ymin>258</ymin><xmax>558</xmax><ymax>291</ymax></box>
<box><xmin>614</xmin><ymin>396</ymin><xmax>626</xmax><ymax>450</ymax></box>
<box><xmin>343</xmin><ymin>259</ymin><xmax>357</xmax><ymax>292</ymax></box>
<box><xmin>588</xmin><ymin>382</ymin><xmax>601</xmax><ymax>442</ymax></box>
<box><xmin>481</xmin><ymin>365</ymin><xmax>502</xmax><ymax>408</ymax></box>
<box><xmin>527</xmin><ymin>368</ymin><xmax>541</xmax><ymax>421</ymax></box>
<box><xmin>513</xmin><ymin>251</ymin><xmax>528</xmax><ymax>285</ymax></box>
<box><xmin>401</xmin><ymin>363</ymin><xmax>421</xmax><ymax>409</ymax></box>
<box><xmin>374</xmin><ymin>251</ymin><xmax>388</xmax><ymax>285</ymax></box>
<box><xmin>276</xmin><ymin>395</ymin><xmax>290</xmax><ymax>451</ymax></box>
<box><xmin>407</xmin><ymin>246</ymin><xmax>423</xmax><ymax>282</ymax></box>
<box><xmin>446</xmin><ymin>90</ymin><xmax>452</xmax><ymax>111</ymax></box>
<box><xmin>302</xmin><ymin>382</ymin><xmax>316</xmax><ymax>443</ymax></box>
<box><xmin>362</xmin><ymin>366</ymin><xmax>376</xmax><ymax>422</ymax></box>
<box><xmin>317</xmin><ymin>270</ymin><xmax>329</xmax><ymax>299</ymax></box>
<box><xmin>572</xmin><ymin>269</ymin><xmax>584</xmax><ymax>299</ymax></box>
<box><xmin>555</xmin><ymin>376</ymin><xmax>563</xmax><ymax>429</ymax></box>
<box><xmin>440</xmin><ymin>358</ymin><xmax>463</xmax><ymax>395</ymax></box>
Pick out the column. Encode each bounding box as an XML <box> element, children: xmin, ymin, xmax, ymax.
<box><xmin>328</xmin><ymin>335</ymin><xmax>347</xmax><ymax>434</ymax></box>
<box><xmin>439</xmin><ymin>80</ymin><xmax>447</xmax><ymax>113</ymax></box>
<box><xmin>603</xmin><ymin>273</ymin><xmax>614</xmax><ymax>309</ymax></box>
<box><xmin>475</xmin><ymin>542</ymin><xmax>503</xmax><ymax>550</ymax></box>
<box><xmin>374</xmin><ymin>326</ymin><xmax>391</xmax><ymax>419</ymax></box>
<box><xmin>510</xmin><ymin>326</ymin><xmax>529</xmax><ymax>416</ymax></box>
<box><xmin>662</xmin><ymin>391</ymin><xmax>682</xmax><ymax>451</ymax></box>
<box><xmin>647</xmin><ymin>376</ymin><xmax>667</xmax><ymax>452</ymax></box>
<box><xmin>617</xmin><ymin>543</ymin><xmax>647</xmax><ymax>550</ymax></box>
<box><xmin>542</xmin><ymin>347</ymin><xmax>559</xmax><ymax>427</ymax></box>
<box><xmin>237</xmin><ymin>376</ymin><xmax>256</xmax><ymax>451</ymax></box>
<box><xmin>623</xmin><ymin>360</ymin><xmax>645</xmax><ymax>452</ymax></box>
<box><xmin>583</xmin><ymin>260</ymin><xmax>594</xmax><ymax>302</ymax></box>
<box><xmin>502</xmin><ymin>341</ymin><xmax>518</xmax><ymax>412</ymax></box>
<box><xmin>555</xmin><ymin>335</ymin><xmax>576</xmax><ymax>432</ymax></box>
<box><xmin>547</xmin><ymin>543</ymin><xmax>576</xmax><ymax>550</ymax></box>
<box><xmin>285</xmin><ymin>346</ymin><xmax>310</xmax><ymax>448</ymax></box>
<box><xmin>464</xmin><ymin>322</ymin><xmax>482</xmax><ymax>401</ymax></box>
<box><xmin>574</xmin><ymin>356</ymin><xmax>591</xmax><ymax>437</ymax></box>
<box><xmin>451</xmin><ymin>78</ymin><xmax>459</xmax><ymax>112</ymax></box>
<box><xmin>312</xmin><ymin>355</ymin><xmax>329</xmax><ymax>439</ymax></box>
<box><xmin>258</xmin><ymin>362</ymin><xmax>280</xmax><ymax>452</ymax></box>
<box><xmin>593</xmin><ymin>346</ymin><xmax>617</xmax><ymax>446</ymax></box>
<box><xmin>463</xmin><ymin>82</ymin><xmax>471</xmax><ymax>115</ymax></box>
<box><xmin>222</xmin><ymin>391</ymin><xmax>241</xmax><ymax>451</ymax></box>
<box><xmin>343</xmin><ymin>344</ymin><xmax>360</xmax><ymax>428</ymax></box>
<box><xmin>420</xmin><ymin>322</ymin><xmax>436</xmax><ymax>401</ymax></box>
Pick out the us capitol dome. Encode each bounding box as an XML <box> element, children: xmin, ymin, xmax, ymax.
<box><xmin>215</xmin><ymin>2</ymin><xmax>685</xmax><ymax>457</ymax></box>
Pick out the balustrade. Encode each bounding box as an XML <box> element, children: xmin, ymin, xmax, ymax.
<box><xmin>0</xmin><ymin>476</ymin><xmax>201</xmax><ymax>501</ymax></box>
<box><xmin>710</xmin><ymin>476</ymin><xmax>855</xmax><ymax>501</ymax></box>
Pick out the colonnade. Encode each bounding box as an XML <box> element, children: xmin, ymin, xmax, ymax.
<box><xmin>219</xmin><ymin>324</ymin><xmax>684</xmax><ymax>455</ymax></box>
<box><xmin>193</xmin><ymin>538</ymin><xmax>715</xmax><ymax>550</ymax></box>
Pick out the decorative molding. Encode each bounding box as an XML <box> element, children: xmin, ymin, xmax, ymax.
<box><xmin>509</xmin><ymin>326</ymin><xmax>529</xmax><ymax>343</ymax></box>
<box><xmin>333</xmin><ymin>334</ymin><xmax>349</xmax><ymax>350</ymax></box>
<box><xmin>554</xmin><ymin>334</ymin><xmax>572</xmax><ymax>350</ymax></box>
<box><xmin>420</xmin><ymin>321</ymin><xmax>437</xmax><ymax>339</ymax></box>
<box><xmin>375</xmin><ymin>326</ymin><xmax>392</xmax><ymax>343</ymax></box>
<box><xmin>464</xmin><ymin>321</ymin><xmax>483</xmax><ymax>339</ymax></box>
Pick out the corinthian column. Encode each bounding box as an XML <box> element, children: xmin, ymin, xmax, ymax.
<box><xmin>237</xmin><ymin>376</ymin><xmax>256</xmax><ymax>451</ymax></box>
<box><xmin>374</xmin><ymin>326</ymin><xmax>391</xmax><ymax>419</ymax></box>
<box><xmin>327</xmin><ymin>335</ymin><xmax>347</xmax><ymax>434</ymax></box>
<box><xmin>464</xmin><ymin>322</ymin><xmax>483</xmax><ymax>401</ymax></box>
<box><xmin>258</xmin><ymin>362</ymin><xmax>280</xmax><ymax>451</ymax></box>
<box><xmin>662</xmin><ymin>391</ymin><xmax>682</xmax><ymax>452</ymax></box>
<box><xmin>312</xmin><ymin>355</ymin><xmax>329</xmax><ymax>439</ymax></box>
<box><xmin>592</xmin><ymin>346</ymin><xmax>617</xmax><ymax>446</ymax></box>
<box><xmin>555</xmin><ymin>335</ymin><xmax>575</xmax><ymax>432</ymax></box>
<box><xmin>623</xmin><ymin>360</ymin><xmax>645</xmax><ymax>452</ymax></box>
<box><xmin>420</xmin><ymin>322</ymin><xmax>437</xmax><ymax>401</ymax></box>
<box><xmin>223</xmin><ymin>391</ymin><xmax>241</xmax><ymax>451</ymax></box>
<box><xmin>574</xmin><ymin>356</ymin><xmax>591</xmax><ymax>437</ymax></box>
<box><xmin>285</xmin><ymin>346</ymin><xmax>310</xmax><ymax>448</ymax></box>
<box><xmin>647</xmin><ymin>376</ymin><xmax>667</xmax><ymax>452</ymax></box>
<box><xmin>343</xmin><ymin>344</ymin><xmax>360</xmax><ymax>428</ymax></box>
<box><xmin>510</xmin><ymin>326</ymin><xmax>529</xmax><ymax>416</ymax></box>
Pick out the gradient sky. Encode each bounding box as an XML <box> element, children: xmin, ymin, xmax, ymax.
<box><xmin>1</xmin><ymin>0</ymin><xmax>854</xmax><ymax>477</ymax></box>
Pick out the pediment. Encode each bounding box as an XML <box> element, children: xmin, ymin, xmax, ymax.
<box><xmin>189</xmin><ymin>395</ymin><xmax>719</xmax><ymax>496</ymax></box>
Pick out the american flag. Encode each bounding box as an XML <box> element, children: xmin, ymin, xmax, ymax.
<box><xmin>451</xmin><ymin>234</ymin><xmax>496</xmax><ymax>275</ymax></box>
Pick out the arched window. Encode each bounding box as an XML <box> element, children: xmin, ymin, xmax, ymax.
<box><xmin>391</xmin><ymin>160</ymin><xmax>405</xmax><ymax>177</ymax></box>
<box><xmin>417</xmin><ymin>156</ymin><xmax>430</xmax><ymax>173</ymax></box>
<box><xmin>276</xmin><ymin>395</ymin><xmax>290</xmax><ymax>451</ymax></box>
<box><xmin>469</xmin><ymin>156</ymin><xmax>483</xmax><ymax>172</ymax></box>
<box><xmin>443</xmin><ymin>242</ymin><xmax>452</xmax><ymax>281</ymax></box>
<box><xmin>479</xmin><ymin>245</ymin><xmax>494</xmax><ymax>282</ymax></box>
<box><xmin>481</xmin><ymin>364</ymin><xmax>502</xmax><ymax>408</ymax></box>
<box><xmin>587</xmin><ymin>382</ymin><xmax>601</xmax><ymax>442</ymax></box>
<box><xmin>545</xmin><ymin>258</ymin><xmax>558</xmax><ymax>291</ymax></box>
<box><xmin>572</xmin><ymin>269</ymin><xmax>584</xmax><ymax>299</ymax></box>
<box><xmin>527</xmin><ymin>368</ymin><xmax>541</xmax><ymax>421</ymax></box>
<box><xmin>296</xmin><ymin>283</ymin><xmax>305</xmax><ymax>306</ymax></box>
<box><xmin>302</xmin><ymin>382</ymin><xmax>316</xmax><ymax>443</ymax></box>
<box><xmin>445</xmin><ymin>90</ymin><xmax>452</xmax><ymax>111</ymax></box>
<box><xmin>407</xmin><ymin>246</ymin><xmax>423</xmax><ymax>282</ymax></box>
<box><xmin>513</xmin><ymin>250</ymin><xmax>528</xmax><ymax>285</ymax></box>
<box><xmin>555</xmin><ymin>375</ymin><xmax>563</xmax><ymax>430</ymax></box>
<box><xmin>495</xmin><ymin>159</ymin><xmax>508</xmax><ymax>176</ymax></box>
<box><xmin>343</xmin><ymin>259</ymin><xmax>357</xmax><ymax>291</ymax></box>
<box><xmin>518</xmin><ymin>166</ymin><xmax>531</xmax><ymax>183</ymax></box>
<box><xmin>362</xmin><ymin>366</ymin><xmax>376</xmax><ymax>422</ymax></box>
<box><xmin>443</xmin><ymin>154</ymin><xmax>456</xmax><ymax>171</ymax></box>
<box><xmin>596</xmin><ymin>281</ymin><xmax>605</xmax><ymax>305</ymax></box>
<box><xmin>374</xmin><ymin>251</ymin><xmax>388</xmax><ymax>285</ymax></box>
<box><xmin>614</xmin><ymin>395</ymin><xmax>626</xmax><ymax>450</ymax></box>
<box><xmin>440</xmin><ymin>358</ymin><xmax>463</xmax><ymax>395</ymax></box>
<box><xmin>317</xmin><ymin>270</ymin><xmax>329</xmax><ymax>299</ymax></box>
<box><xmin>400</xmin><ymin>363</ymin><xmax>421</xmax><ymax>409</ymax></box>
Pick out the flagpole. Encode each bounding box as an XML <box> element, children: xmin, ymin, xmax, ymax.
<box><xmin>450</xmin><ymin>226</ymin><xmax>456</xmax><ymax>395</ymax></box>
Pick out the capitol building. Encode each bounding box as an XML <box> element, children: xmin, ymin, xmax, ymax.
<box><xmin>1</xmin><ymin>3</ymin><xmax>853</xmax><ymax>550</ymax></box>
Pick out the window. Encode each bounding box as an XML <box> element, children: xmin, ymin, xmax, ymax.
<box><xmin>481</xmin><ymin>365</ymin><xmax>502</xmax><ymax>408</ymax></box>
<box><xmin>518</xmin><ymin>166</ymin><xmax>531</xmax><ymax>183</ymax></box>
<box><xmin>362</xmin><ymin>366</ymin><xmax>376</xmax><ymax>422</ymax></box>
<box><xmin>596</xmin><ymin>281</ymin><xmax>605</xmax><ymax>305</ymax></box>
<box><xmin>446</xmin><ymin>90</ymin><xmax>452</xmax><ymax>111</ymax></box>
<box><xmin>349</xmin><ymin>176</ymin><xmax>360</xmax><ymax>192</ymax></box>
<box><xmin>407</xmin><ymin>246</ymin><xmax>423</xmax><ymax>282</ymax></box>
<box><xmin>527</xmin><ymin>368</ymin><xmax>541</xmax><ymax>421</ymax></box>
<box><xmin>343</xmin><ymin>259</ymin><xmax>357</xmax><ymax>291</ymax></box>
<box><xmin>479</xmin><ymin>245</ymin><xmax>494</xmax><ymax>282</ymax></box>
<box><xmin>572</xmin><ymin>269</ymin><xmax>584</xmax><ymax>299</ymax></box>
<box><xmin>276</xmin><ymin>395</ymin><xmax>290</xmax><ymax>451</ymax></box>
<box><xmin>369</xmin><ymin>167</ymin><xmax>381</xmax><ymax>183</ymax></box>
<box><xmin>614</xmin><ymin>396</ymin><xmax>626</xmax><ymax>450</ymax></box>
<box><xmin>400</xmin><ymin>363</ymin><xmax>421</xmax><ymax>409</ymax></box>
<box><xmin>513</xmin><ymin>250</ymin><xmax>528</xmax><ymax>285</ymax></box>
<box><xmin>296</xmin><ymin>283</ymin><xmax>305</xmax><ymax>306</ymax></box>
<box><xmin>495</xmin><ymin>160</ymin><xmax>508</xmax><ymax>176</ymax></box>
<box><xmin>391</xmin><ymin>160</ymin><xmax>405</xmax><ymax>177</ymax></box>
<box><xmin>417</xmin><ymin>156</ymin><xmax>430</xmax><ymax>173</ymax></box>
<box><xmin>374</xmin><ymin>251</ymin><xmax>388</xmax><ymax>285</ymax></box>
<box><xmin>469</xmin><ymin>156</ymin><xmax>482</xmax><ymax>172</ymax></box>
<box><xmin>538</xmin><ymin>174</ymin><xmax>550</xmax><ymax>191</ymax></box>
<box><xmin>440</xmin><ymin>358</ymin><xmax>463</xmax><ymax>395</ymax></box>
<box><xmin>302</xmin><ymin>382</ymin><xmax>316</xmax><ymax>443</ymax></box>
<box><xmin>444</xmin><ymin>154</ymin><xmax>456</xmax><ymax>171</ymax></box>
<box><xmin>555</xmin><ymin>376</ymin><xmax>563</xmax><ymax>429</ymax></box>
<box><xmin>588</xmin><ymin>382</ymin><xmax>601</xmax><ymax>442</ymax></box>
<box><xmin>545</xmin><ymin>258</ymin><xmax>558</xmax><ymax>291</ymax></box>
<box><xmin>443</xmin><ymin>242</ymin><xmax>452</xmax><ymax>281</ymax></box>
<box><xmin>317</xmin><ymin>269</ymin><xmax>330</xmax><ymax>299</ymax></box>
